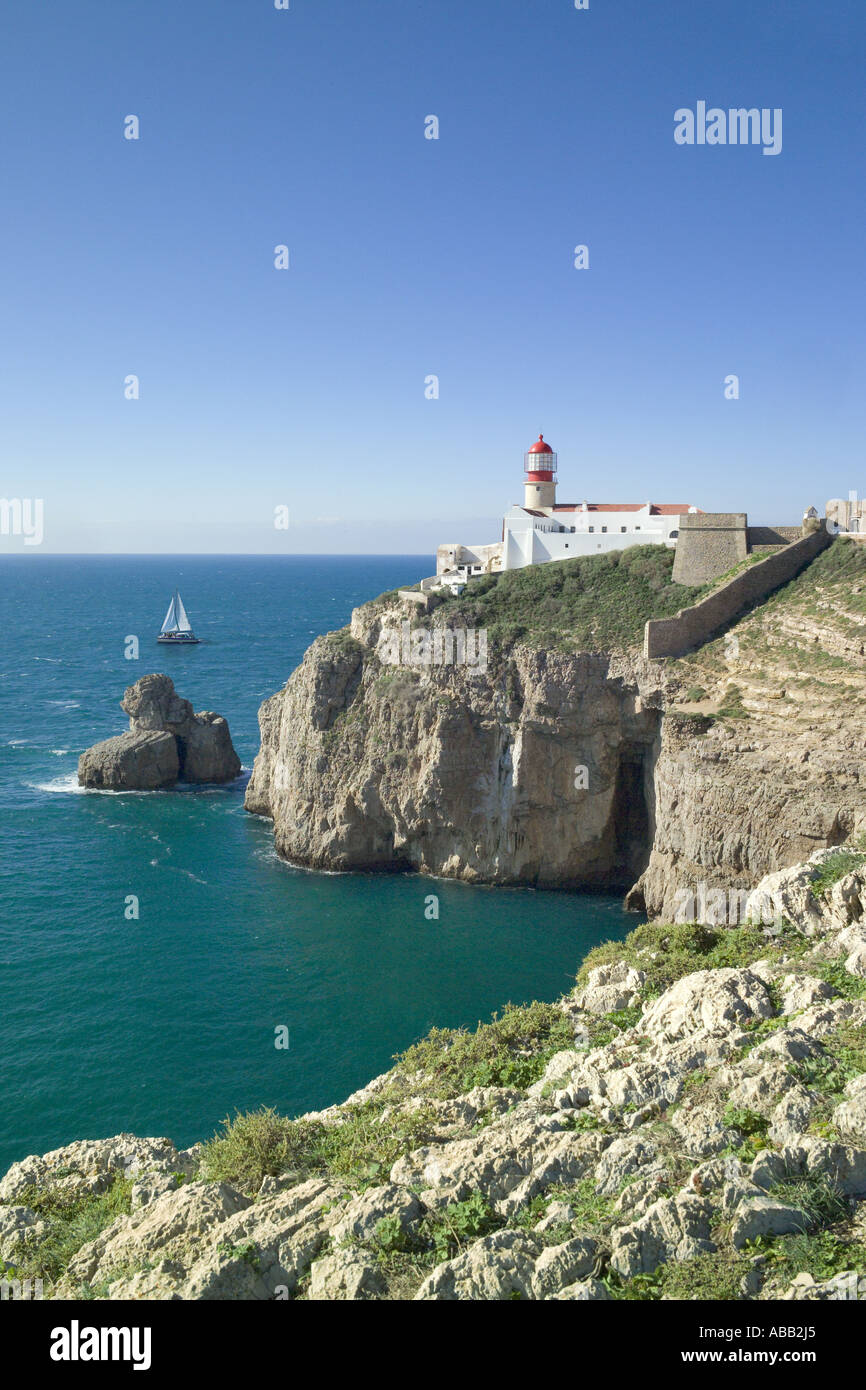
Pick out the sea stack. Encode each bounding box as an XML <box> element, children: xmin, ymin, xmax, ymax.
<box><xmin>78</xmin><ymin>674</ymin><xmax>241</xmax><ymax>790</ymax></box>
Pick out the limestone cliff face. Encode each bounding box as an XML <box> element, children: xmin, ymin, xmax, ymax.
<box><xmin>245</xmin><ymin>601</ymin><xmax>664</xmax><ymax>888</ymax></box>
<box><xmin>246</xmin><ymin>546</ymin><xmax>866</xmax><ymax>913</ymax></box>
<box><xmin>633</xmin><ymin>544</ymin><xmax>866</xmax><ymax>917</ymax></box>
<box><xmin>631</xmin><ymin>712</ymin><xmax>862</xmax><ymax>920</ymax></box>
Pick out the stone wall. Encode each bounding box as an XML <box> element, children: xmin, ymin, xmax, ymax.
<box><xmin>747</xmin><ymin>525</ymin><xmax>800</xmax><ymax>547</ymax></box>
<box><xmin>645</xmin><ymin>527</ymin><xmax>832</xmax><ymax>660</ymax></box>
<box><xmin>672</xmin><ymin>513</ymin><xmax>748</xmax><ymax>585</ymax></box>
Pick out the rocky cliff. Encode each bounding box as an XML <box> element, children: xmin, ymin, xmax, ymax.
<box><xmin>79</xmin><ymin>674</ymin><xmax>241</xmax><ymax>790</ymax></box>
<box><xmin>246</xmin><ymin>631</ymin><xmax>662</xmax><ymax>889</ymax></box>
<box><xmin>245</xmin><ymin>541</ymin><xmax>866</xmax><ymax>916</ymax></box>
<box><xmin>4</xmin><ymin>848</ymin><xmax>866</xmax><ymax>1301</ymax></box>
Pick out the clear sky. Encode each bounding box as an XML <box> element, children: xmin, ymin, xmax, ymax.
<box><xmin>1</xmin><ymin>0</ymin><xmax>864</xmax><ymax>554</ymax></box>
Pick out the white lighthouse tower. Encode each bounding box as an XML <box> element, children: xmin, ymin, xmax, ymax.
<box><xmin>524</xmin><ymin>434</ymin><xmax>557</xmax><ymax>511</ymax></box>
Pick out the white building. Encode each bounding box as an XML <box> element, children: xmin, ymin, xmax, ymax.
<box><xmin>435</xmin><ymin>434</ymin><xmax>699</xmax><ymax>583</ymax></box>
<box><xmin>826</xmin><ymin>497</ymin><xmax>866</xmax><ymax>537</ymax></box>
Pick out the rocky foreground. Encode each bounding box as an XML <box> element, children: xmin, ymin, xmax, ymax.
<box><xmin>4</xmin><ymin>847</ymin><xmax>866</xmax><ymax>1300</ymax></box>
<box><xmin>78</xmin><ymin>674</ymin><xmax>241</xmax><ymax>790</ymax></box>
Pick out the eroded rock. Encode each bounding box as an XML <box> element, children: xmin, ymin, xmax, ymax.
<box><xmin>78</xmin><ymin>675</ymin><xmax>240</xmax><ymax>789</ymax></box>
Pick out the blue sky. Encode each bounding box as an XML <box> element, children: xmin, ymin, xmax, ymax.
<box><xmin>1</xmin><ymin>0</ymin><xmax>864</xmax><ymax>554</ymax></box>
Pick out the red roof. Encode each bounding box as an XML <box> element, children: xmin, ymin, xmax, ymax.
<box><xmin>527</xmin><ymin>434</ymin><xmax>553</xmax><ymax>455</ymax></box>
<box><xmin>553</xmin><ymin>503</ymin><xmax>698</xmax><ymax>515</ymax></box>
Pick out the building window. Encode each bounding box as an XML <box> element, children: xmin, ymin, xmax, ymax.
<box><xmin>620</xmin><ymin>526</ymin><xmax>627</xmax><ymax>533</ymax></box>
<box><xmin>588</xmin><ymin>526</ymin><xmax>594</xmax><ymax>533</ymax></box>
<box><xmin>635</xmin><ymin>526</ymin><xmax>640</xmax><ymax>531</ymax></box>
<box><xmin>601</xmin><ymin>526</ymin><xmax>608</xmax><ymax>533</ymax></box>
<box><xmin>670</xmin><ymin>529</ymin><xmax>678</xmax><ymax>538</ymax></box>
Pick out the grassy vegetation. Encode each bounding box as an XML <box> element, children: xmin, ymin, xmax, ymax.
<box><xmin>613</xmin><ymin>1250</ymin><xmax>750</xmax><ymax>1301</ymax></box>
<box><xmin>426</xmin><ymin>546</ymin><xmax>705</xmax><ymax>655</ymax></box>
<box><xmin>424</xmin><ymin>1192</ymin><xmax>499</xmax><ymax>1261</ymax></box>
<box><xmin>201</xmin><ymin>1002</ymin><xmax>576</xmax><ymax>1197</ymax></box>
<box><xmin>675</xmin><ymin>538</ymin><xmax>866</xmax><ymax>690</ymax></box>
<box><xmin>810</xmin><ymin>959</ymin><xmax>866</xmax><ymax>1001</ymax></box>
<box><xmin>702</xmin><ymin>552</ymin><xmax>769</xmax><ymax>591</ymax></box>
<box><xmin>614</xmin><ymin>1227</ymin><xmax>866</xmax><ymax>1301</ymax></box>
<box><xmin>809</xmin><ymin>849</ymin><xmax>866</xmax><ymax>899</ymax></box>
<box><xmin>200</xmin><ymin>1101</ymin><xmax>443</xmax><ymax>1197</ymax></box>
<box><xmin>320</xmin><ymin>629</ymin><xmax>365</xmax><ymax>658</ymax></box>
<box><xmin>199</xmin><ymin>1107</ymin><xmax>305</xmax><ymax>1194</ymax></box>
<box><xmin>2</xmin><ymin>1174</ymin><xmax>133</xmax><ymax>1292</ymax></box>
<box><xmin>339</xmin><ymin>1191</ymin><xmax>506</xmax><ymax>1299</ymax></box>
<box><xmin>769</xmin><ymin>1173</ymin><xmax>849</xmax><ymax>1229</ymax></box>
<box><xmin>576</xmin><ymin>919</ymin><xmax>806</xmax><ymax>1001</ymax></box>
<box><xmin>759</xmin><ymin>1228</ymin><xmax>866</xmax><ymax>1286</ymax></box>
<box><xmin>723</xmin><ymin>1105</ymin><xmax>769</xmax><ymax>1140</ymax></box>
<box><xmin>395</xmin><ymin>1001</ymin><xmax>575</xmax><ymax>1095</ymax></box>
<box><xmin>792</xmin><ymin>1021</ymin><xmax>866</xmax><ymax>1102</ymax></box>
<box><xmin>715</xmin><ymin>683</ymin><xmax>749</xmax><ymax>719</ymax></box>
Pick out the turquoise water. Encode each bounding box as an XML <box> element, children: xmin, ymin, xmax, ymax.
<box><xmin>0</xmin><ymin>556</ymin><xmax>635</xmax><ymax>1172</ymax></box>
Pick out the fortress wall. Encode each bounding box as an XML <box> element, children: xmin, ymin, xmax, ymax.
<box><xmin>747</xmin><ymin>525</ymin><xmax>801</xmax><ymax>546</ymax></box>
<box><xmin>645</xmin><ymin>526</ymin><xmax>832</xmax><ymax>660</ymax></box>
<box><xmin>671</xmin><ymin>513</ymin><xmax>749</xmax><ymax>585</ymax></box>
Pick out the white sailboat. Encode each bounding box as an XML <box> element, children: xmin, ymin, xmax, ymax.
<box><xmin>157</xmin><ymin>589</ymin><xmax>200</xmax><ymax>644</ymax></box>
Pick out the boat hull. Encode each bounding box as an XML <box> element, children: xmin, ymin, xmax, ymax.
<box><xmin>157</xmin><ymin>635</ymin><xmax>200</xmax><ymax>645</ymax></box>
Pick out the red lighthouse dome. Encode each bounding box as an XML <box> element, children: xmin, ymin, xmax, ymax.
<box><xmin>524</xmin><ymin>434</ymin><xmax>557</xmax><ymax>481</ymax></box>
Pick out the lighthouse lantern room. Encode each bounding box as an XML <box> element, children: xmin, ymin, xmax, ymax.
<box><xmin>524</xmin><ymin>434</ymin><xmax>558</xmax><ymax>510</ymax></box>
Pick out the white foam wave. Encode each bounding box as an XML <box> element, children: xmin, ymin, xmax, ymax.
<box><xmin>28</xmin><ymin>773</ymin><xmax>84</xmax><ymax>794</ymax></box>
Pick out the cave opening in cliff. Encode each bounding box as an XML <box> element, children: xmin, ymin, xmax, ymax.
<box><xmin>610</xmin><ymin>743</ymin><xmax>655</xmax><ymax>889</ymax></box>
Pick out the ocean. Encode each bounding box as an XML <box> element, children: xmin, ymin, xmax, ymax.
<box><xmin>0</xmin><ymin>555</ymin><xmax>635</xmax><ymax>1172</ymax></box>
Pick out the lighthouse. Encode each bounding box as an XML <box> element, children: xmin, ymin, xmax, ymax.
<box><xmin>524</xmin><ymin>434</ymin><xmax>557</xmax><ymax>510</ymax></box>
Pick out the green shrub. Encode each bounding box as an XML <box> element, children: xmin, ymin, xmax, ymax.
<box><xmin>716</xmin><ymin>684</ymin><xmax>748</xmax><ymax>719</ymax></box>
<box><xmin>201</xmin><ymin>1107</ymin><xmax>308</xmax><ymax>1193</ymax></box>
<box><xmin>426</xmin><ymin>1192</ymin><xmax>498</xmax><ymax>1260</ymax></box>
<box><xmin>723</xmin><ymin>1105</ymin><xmax>769</xmax><ymax>1138</ymax></box>
<box><xmin>791</xmin><ymin>1022</ymin><xmax>866</xmax><ymax>1096</ymax></box>
<box><xmin>809</xmin><ymin>850</ymin><xmax>866</xmax><ymax>899</ymax></box>
<box><xmin>577</xmin><ymin>919</ymin><xmax>803</xmax><ymax>1000</ymax></box>
<box><xmin>372</xmin><ymin>1215</ymin><xmax>411</xmax><ymax>1254</ymax></box>
<box><xmin>762</xmin><ymin>1230</ymin><xmax>866</xmax><ymax>1285</ymax></box>
<box><xmin>769</xmin><ymin>1174</ymin><xmax>849</xmax><ymax>1229</ymax></box>
<box><xmin>811</xmin><ymin>961</ymin><xmax>866</xmax><ymax>1002</ymax></box>
<box><xmin>8</xmin><ymin>1174</ymin><xmax>133</xmax><ymax>1290</ymax></box>
<box><xmin>613</xmin><ymin>1251</ymin><xmax>748</xmax><ymax>1302</ymax></box>
<box><xmin>395</xmin><ymin>1000</ymin><xmax>575</xmax><ymax>1099</ymax></box>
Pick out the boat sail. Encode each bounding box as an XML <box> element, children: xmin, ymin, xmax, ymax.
<box><xmin>157</xmin><ymin>589</ymin><xmax>200</xmax><ymax>644</ymax></box>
